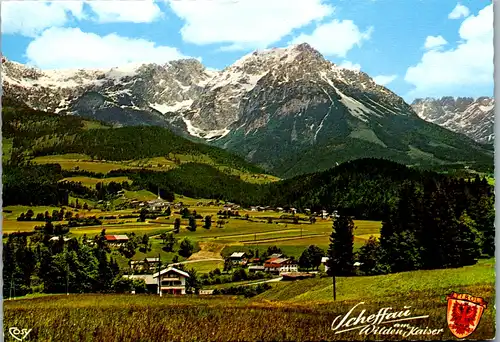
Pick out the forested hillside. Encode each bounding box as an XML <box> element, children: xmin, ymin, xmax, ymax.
<box><xmin>2</xmin><ymin>97</ymin><xmax>264</xmax><ymax>175</ymax></box>
<box><xmin>4</xmin><ymin>157</ymin><xmax>493</xmax><ymax>225</ymax></box>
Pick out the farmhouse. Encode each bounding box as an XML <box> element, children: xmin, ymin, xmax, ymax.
<box><xmin>129</xmin><ymin>260</ymin><xmax>145</xmax><ymax>270</ymax></box>
<box><xmin>145</xmin><ymin>257</ymin><xmax>161</xmax><ymax>271</ymax></box>
<box><xmin>321</xmin><ymin>257</ymin><xmax>329</xmax><ymax>272</ymax></box>
<box><xmin>264</xmin><ymin>257</ymin><xmax>298</xmax><ymax>274</ymax></box>
<box><xmin>129</xmin><ymin>200</ymin><xmax>142</xmax><ymax>208</ymax></box>
<box><xmin>248</xmin><ymin>265</ymin><xmax>265</xmax><ymax>273</ymax></box>
<box><xmin>147</xmin><ymin>197</ymin><xmax>170</xmax><ymax>211</ymax></box>
<box><xmin>152</xmin><ymin>267</ymin><xmax>190</xmax><ymax>295</ymax></box>
<box><xmin>49</xmin><ymin>236</ymin><xmax>71</xmax><ymax>242</ymax></box>
<box><xmin>104</xmin><ymin>235</ymin><xmax>129</xmax><ymax>245</ymax></box>
<box><xmin>229</xmin><ymin>252</ymin><xmax>247</xmax><ymax>265</ymax></box>
<box><xmin>129</xmin><ymin>257</ymin><xmax>162</xmax><ymax>272</ymax></box>
<box><xmin>248</xmin><ymin>257</ymin><xmax>261</xmax><ymax>264</ymax></box>
<box><xmin>268</xmin><ymin>253</ymin><xmax>283</xmax><ymax>259</ymax></box>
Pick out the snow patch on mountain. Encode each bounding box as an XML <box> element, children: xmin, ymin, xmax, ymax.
<box><xmin>182</xmin><ymin>116</ymin><xmax>230</xmax><ymax>140</ymax></box>
<box><xmin>320</xmin><ymin>73</ymin><xmax>375</xmax><ymax>122</ymax></box>
<box><xmin>150</xmin><ymin>100</ymin><xmax>193</xmax><ymax>114</ymax></box>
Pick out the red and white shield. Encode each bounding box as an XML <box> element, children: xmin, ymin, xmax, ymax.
<box><xmin>446</xmin><ymin>292</ymin><xmax>487</xmax><ymax>339</ymax></box>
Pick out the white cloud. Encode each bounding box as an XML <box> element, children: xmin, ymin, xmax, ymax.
<box><xmin>1</xmin><ymin>1</ymin><xmax>163</xmax><ymax>37</ymax></box>
<box><xmin>25</xmin><ymin>27</ymin><xmax>194</xmax><ymax>69</ymax></box>
<box><xmin>373</xmin><ymin>74</ymin><xmax>398</xmax><ymax>86</ymax></box>
<box><xmin>405</xmin><ymin>5</ymin><xmax>493</xmax><ymax>98</ymax></box>
<box><xmin>166</xmin><ymin>0</ymin><xmax>334</xmax><ymax>50</ymax></box>
<box><xmin>290</xmin><ymin>20</ymin><xmax>373</xmax><ymax>57</ymax></box>
<box><xmin>1</xmin><ymin>1</ymin><xmax>85</xmax><ymax>37</ymax></box>
<box><xmin>338</xmin><ymin>61</ymin><xmax>361</xmax><ymax>71</ymax></box>
<box><xmin>86</xmin><ymin>1</ymin><xmax>163</xmax><ymax>23</ymax></box>
<box><xmin>448</xmin><ymin>3</ymin><xmax>470</xmax><ymax>20</ymax></box>
<box><xmin>423</xmin><ymin>35</ymin><xmax>448</xmax><ymax>50</ymax></box>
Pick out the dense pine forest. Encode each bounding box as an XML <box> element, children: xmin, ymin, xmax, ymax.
<box><xmin>327</xmin><ymin>176</ymin><xmax>494</xmax><ymax>278</ymax></box>
<box><xmin>4</xmin><ymin>158</ymin><xmax>493</xmax><ymax>224</ymax></box>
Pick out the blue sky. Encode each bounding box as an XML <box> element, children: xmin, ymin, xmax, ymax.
<box><xmin>1</xmin><ymin>0</ymin><xmax>493</xmax><ymax>101</ymax></box>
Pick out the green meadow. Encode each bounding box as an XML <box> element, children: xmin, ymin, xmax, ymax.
<box><xmin>30</xmin><ymin>153</ymin><xmax>280</xmax><ymax>185</ymax></box>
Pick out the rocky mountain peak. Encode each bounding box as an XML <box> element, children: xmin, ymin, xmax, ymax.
<box><xmin>2</xmin><ymin>43</ymin><xmax>423</xmax><ymax>144</ymax></box>
<box><xmin>290</xmin><ymin>42</ymin><xmax>325</xmax><ymax>60</ymax></box>
<box><xmin>2</xmin><ymin>46</ymin><xmax>493</xmax><ymax>176</ymax></box>
<box><xmin>412</xmin><ymin>96</ymin><xmax>494</xmax><ymax>143</ymax></box>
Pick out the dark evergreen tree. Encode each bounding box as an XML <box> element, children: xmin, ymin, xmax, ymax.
<box><xmin>178</xmin><ymin>238</ymin><xmax>194</xmax><ymax>258</ymax></box>
<box><xmin>204</xmin><ymin>215</ymin><xmax>212</xmax><ymax>229</ymax></box>
<box><xmin>327</xmin><ymin>215</ymin><xmax>354</xmax><ymax>276</ymax></box>
<box><xmin>139</xmin><ymin>208</ymin><xmax>147</xmax><ymax>222</ymax></box>
<box><xmin>298</xmin><ymin>248</ymin><xmax>312</xmax><ymax>270</ymax></box>
<box><xmin>357</xmin><ymin>236</ymin><xmax>385</xmax><ymax>275</ymax></box>
<box><xmin>379</xmin><ymin>182</ymin><xmax>423</xmax><ymax>272</ymax></box>
<box><xmin>299</xmin><ymin>245</ymin><xmax>324</xmax><ymax>270</ymax></box>
<box><xmin>173</xmin><ymin>218</ymin><xmax>181</xmax><ymax>233</ymax></box>
<box><xmin>188</xmin><ymin>216</ymin><xmax>197</xmax><ymax>231</ymax></box>
<box><xmin>162</xmin><ymin>233</ymin><xmax>176</xmax><ymax>252</ymax></box>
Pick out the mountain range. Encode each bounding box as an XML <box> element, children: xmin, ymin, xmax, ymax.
<box><xmin>1</xmin><ymin>43</ymin><xmax>493</xmax><ymax>177</ymax></box>
<box><xmin>411</xmin><ymin>97</ymin><xmax>494</xmax><ymax>144</ymax></box>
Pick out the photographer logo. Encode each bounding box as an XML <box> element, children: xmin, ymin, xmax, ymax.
<box><xmin>8</xmin><ymin>327</ymin><xmax>32</xmax><ymax>341</ymax></box>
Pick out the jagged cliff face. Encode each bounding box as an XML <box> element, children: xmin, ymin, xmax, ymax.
<box><xmin>2</xmin><ymin>58</ymin><xmax>214</xmax><ymax>128</ymax></box>
<box><xmin>412</xmin><ymin>97</ymin><xmax>494</xmax><ymax>144</ymax></box>
<box><xmin>1</xmin><ymin>43</ymin><xmax>493</xmax><ymax>176</ymax></box>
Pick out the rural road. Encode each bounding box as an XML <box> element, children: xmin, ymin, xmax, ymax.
<box><xmin>170</xmin><ymin>258</ymin><xmax>223</xmax><ymax>266</ymax></box>
<box><xmin>238</xmin><ymin>277</ymin><xmax>283</xmax><ymax>286</ymax></box>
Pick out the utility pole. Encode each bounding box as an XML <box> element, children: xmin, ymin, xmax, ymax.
<box><xmin>158</xmin><ymin>253</ymin><xmax>162</xmax><ymax>297</ymax></box>
<box><xmin>9</xmin><ymin>276</ymin><xmax>14</xmax><ymax>300</ymax></box>
<box><xmin>66</xmin><ymin>260</ymin><xmax>69</xmax><ymax>296</ymax></box>
<box><xmin>332</xmin><ymin>265</ymin><xmax>336</xmax><ymax>301</ymax></box>
<box><xmin>130</xmin><ymin>260</ymin><xmax>135</xmax><ymax>294</ymax></box>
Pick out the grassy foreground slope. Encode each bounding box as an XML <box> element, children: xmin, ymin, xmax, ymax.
<box><xmin>4</xmin><ymin>259</ymin><xmax>495</xmax><ymax>341</ymax></box>
<box><xmin>258</xmin><ymin>258</ymin><xmax>495</xmax><ymax>302</ymax></box>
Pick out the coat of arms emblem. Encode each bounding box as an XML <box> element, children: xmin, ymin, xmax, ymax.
<box><xmin>446</xmin><ymin>292</ymin><xmax>487</xmax><ymax>339</ymax></box>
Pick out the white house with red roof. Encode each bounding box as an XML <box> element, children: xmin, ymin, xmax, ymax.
<box><xmin>264</xmin><ymin>257</ymin><xmax>298</xmax><ymax>274</ymax></box>
<box><xmin>152</xmin><ymin>267</ymin><xmax>190</xmax><ymax>295</ymax></box>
